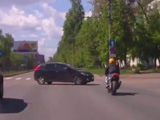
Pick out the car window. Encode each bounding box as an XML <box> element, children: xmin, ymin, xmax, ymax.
<box><xmin>65</xmin><ymin>64</ymin><xmax>78</xmax><ymax>70</ymax></box>
<box><xmin>55</xmin><ymin>64</ymin><xmax>67</xmax><ymax>71</ymax></box>
<box><xmin>66</xmin><ymin>64</ymin><xmax>74</xmax><ymax>69</ymax></box>
<box><xmin>45</xmin><ymin>64</ymin><xmax>56</xmax><ymax>70</ymax></box>
<box><xmin>39</xmin><ymin>64</ymin><xmax>45</xmax><ymax>69</ymax></box>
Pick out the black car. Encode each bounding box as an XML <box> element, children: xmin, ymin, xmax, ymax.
<box><xmin>0</xmin><ymin>73</ymin><xmax>3</xmax><ymax>99</ymax></box>
<box><xmin>34</xmin><ymin>62</ymin><xmax>94</xmax><ymax>85</ymax></box>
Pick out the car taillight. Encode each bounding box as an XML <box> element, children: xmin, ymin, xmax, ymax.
<box><xmin>34</xmin><ymin>65</ymin><xmax>40</xmax><ymax>71</ymax></box>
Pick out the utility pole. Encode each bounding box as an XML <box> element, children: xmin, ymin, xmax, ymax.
<box><xmin>108</xmin><ymin>0</ymin><xmax>112</xmax><ymax>60</ymax></box>
<box><xmin>108</xmin><ymin>0</ymin><xmax>111</xmax><ymax>40</ymax></box>
<box><xmin>70</xmin><ymin>38</ymin><xmax>75</xmax><ymax>67</ymax></box>
<box><xmin>72</xmin><ymin>38</ymin><xmax>75</xmax><ymax>67</ymax></box>
<box><xmin>108</xmin><ymin>0</ymin><xmax>116</xmax><ymax>60</ymax></box>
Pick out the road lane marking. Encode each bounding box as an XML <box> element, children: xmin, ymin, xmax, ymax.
<box><xmin>5</xmin><ymin>77</ymin><xmax>12</xmax><ymax>80</ymax></box>
<box><xmin>15</xmin><ymin>78</ymin><xmax>22</xmax><ymax>80</ymax></box>
<box><xmin>26</xmin><ymin>78</ymin><xmax>31</xmax><ymax>80</ymax></box>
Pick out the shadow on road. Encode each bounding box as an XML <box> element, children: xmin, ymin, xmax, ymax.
<box><xmin>0</xmin><ymin>98</ymin><xmax>28</xmax><ymax>114</ymax></box>
<box><xmin>85</xmin><ymin>83</ymin><xmax>100</xmax><ymax>86</ymax></box>
<box><xmin>115</xmin><ymin>92</ymin><xmax>138</xmax><ymax>96</ymax></box>
<box><xmin>45</xmin><ymin>83</ymin><xmax>100</xmax><ymax>86</ymax></box>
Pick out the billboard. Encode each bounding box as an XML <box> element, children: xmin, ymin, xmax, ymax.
<box><xmin>13</xmin><ymin>41</ymin><xmax>38</xmax><ymax>54</ymax></box>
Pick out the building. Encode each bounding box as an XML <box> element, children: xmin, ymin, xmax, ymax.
<box><xmin>147</xmin><ymin>0</ymin><xmax>160</xmax><ymax>11</ymax></box>
<box><xmin>34</xmin><ymin>53</ymin><xmax>45</xmax><ymax>64</ymax></box>
<box><xmin>119</xmin><ymin>0</ymin><xmax>160</xmax><ymax>68</ymax></box>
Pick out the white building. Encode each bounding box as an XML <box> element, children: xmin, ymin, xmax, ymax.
<box><xmin>124</xmin><ymin>0</ymin><xmax>160</xmax><ymax>68</ymax></box>
<box><xmin>147</xmin><ymin>0</ymin><xmax>160</xmax><ymax>11</ymax></box>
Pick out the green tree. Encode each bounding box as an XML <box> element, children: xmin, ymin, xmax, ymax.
<box><xmin>147</xmin><ymin>8</ymin><xmax>160</xmax><ymax>66</ymax></box>
<box><xmin>110</xmin><ymin>0</ymin><xmax>135</xmax><ymax>65</ymax></box>
<box><xmin>131</xmin><ymin>0</ymin><xmax>160</xmax><ymax>67</ymax></box>
<box><xmin>0</xmin><ymin>31</ymin><xmax>14</xmax><ymax>71</ymax></box>
<box><xmin>76</xmin><ymin>17</ymin><xmax>100</xmax><ymax>68</ymax></box>
<box><xmin>53</xmin><ymin>0</ymin><xmax>160</xmax><ymax>68</ymax></box>
<box><xmin>54</xmin><ymin>0</ymin><xmax>84</xmax><ymax>66</ymax></box>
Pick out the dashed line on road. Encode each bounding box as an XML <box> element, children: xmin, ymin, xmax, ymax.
<box><xmin>4</xmin><ymin>77</ymin><xmax>32</xmax><ymax>81</ymax></box>
<box><xmin>15</xmin><ymin>78</ymin><xmax>22</xmax><ymax>80</ymax></box>
<box><xmin>4</xmin><ymin>77</ymin><xmax>12</xmax><ymax>80</ymax></box>
<box><xmin>26</xmin><ymin>78</ymin><xmax>31</xmax><ymax>80</ymax></box>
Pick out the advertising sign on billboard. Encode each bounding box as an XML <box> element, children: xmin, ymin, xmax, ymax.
<box><xmin>13</xmin><ymin>41</ymin><xmax>38</xmax><ymax>54</ymax></box>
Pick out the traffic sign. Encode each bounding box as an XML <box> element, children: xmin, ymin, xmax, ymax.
<box><xmin>0</xmin><ymin>50</ymin><xmax>2</xmax><ymax>55</ymax></box>
<box><xmin>110</xmin><ymin>54</ymin><xmax>116</xmax><ymax>58</ymax></box>
<box><xmin>109</xmin><ymin>39</ymin><xmax>116</xmax><ymax>47</ymax></box>
<box><xmin>109</xmin><ymin>39</ymin><xmax>116</xmax><ymax>58</ymax></box>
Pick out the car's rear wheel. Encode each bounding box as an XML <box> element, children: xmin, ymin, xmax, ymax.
<box><xmin>0</xmin><ymin>83</ymin><xmax>3</xmax><ymax>100</ymax></box>
<box><xmin>74</xmin><ymin>77</ymin><xmax>83</xmax><ymax>85</ymax></box>
<box><xmin>47</xmin><ymin>82</ymin><xmax>52</xmax><ymax>85</ymax></box>
<box><xmin>37</xmin><ymin>76</ymin><xmax>45</xmax><ymax>85</ymax></box>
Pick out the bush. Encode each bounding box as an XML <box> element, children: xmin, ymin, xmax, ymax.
<box><xmin>137</xmin><ymin>63</ymin><xmax>145</xmax><ymax>70</ymax></box>
<box><xmin>131</xmin><ymin>67</ymin><xmax>140</xmax><ymax>74</ymax></box>
<box><xmin>131</xmin><ymin>64</ymin><xmax>141</xmax><ymax>73</ymax></box>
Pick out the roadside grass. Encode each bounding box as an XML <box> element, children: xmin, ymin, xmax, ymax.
<box><xmin>83</xmin><ymin>68</ymin><xmax>134</xmax><ymax>75</ymax></box>
<box><xmin>2</xmin><ymin>67</ymin><xmax>160</xmax><ymax>77</ymax></box>
<box><xmin>82</xmin><ymin>68</ymin><xmax>105</xmax><ymax>75</ymax></box>
<box><xmin>80</xmin><ymin>68</ymin><xmax>160</xmax><ymax>75</ymax></box>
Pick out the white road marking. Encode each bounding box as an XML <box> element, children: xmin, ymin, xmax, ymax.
<box><xmin>4</xmin><ymin>77</ymin><xmax>32</xmax><ymax>81</ymax></box>
<box><xmin>15</xmin><ymin>78</ymin><xmax>22</xmax><ymax>80</ymax></box>
<box><xmin>26</xmin><ymin>78</ymin><xmax>31</xmax><ymax>80</ymax></box>
<box><xmin>5</xmin><ymin>77</ymin><xmax>12</xmax><ymax>80</ymax></box>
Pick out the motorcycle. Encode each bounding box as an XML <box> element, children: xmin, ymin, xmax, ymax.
<box><xmin>107</xmin><ymin>73</ymin><xmax>121</xmax><ymax>95</ymax></box>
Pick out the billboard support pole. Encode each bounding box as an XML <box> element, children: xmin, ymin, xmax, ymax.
<box><xmin>24</xmin><ymin>54</ymin><xmax>28</xmax><ymax>69</ymax></box>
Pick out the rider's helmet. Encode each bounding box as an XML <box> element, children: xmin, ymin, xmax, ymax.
<box><xmin>109</xmin><ymin>58</ymin><xmax>115</xmax><ymax>64</ymax></box>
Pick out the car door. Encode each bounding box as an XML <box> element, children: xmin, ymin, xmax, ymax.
<box><xmin>44</xmin><ymin>63</ymin><xmax>57</xmax><ymax>81</ymax></box>
<box><xmin>55</xmin><ymin>64</ymin><xmax>73</xmax><ymax>82</ymax></box>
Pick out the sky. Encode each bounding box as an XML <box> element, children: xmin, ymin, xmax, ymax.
<box><xmin>0</xmin><ymin>0</ymin><xmax>92</xmax><ymax>61</ymax></box>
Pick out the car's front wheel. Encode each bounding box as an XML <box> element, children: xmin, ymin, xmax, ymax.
<box><xmin>37</xmin><ymin>76</ymin><xmax>45</xmax><ymax>85</ymax></box>
<box><xmin>74</xmin><ymin>77</ymin><xmax>83</xmax><ymax>85</ymax></box>
<box><xmin>0</xmin><ymin>83</ymin><xmax>4</xmax><ymax>99</ymax></box>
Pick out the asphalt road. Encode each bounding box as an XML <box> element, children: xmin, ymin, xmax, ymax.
<box><xmin>0</xmin><ymin>72</ymin><xmax>160</xmax><ymax>120</ymax></box>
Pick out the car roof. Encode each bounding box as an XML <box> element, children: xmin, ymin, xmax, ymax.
<box><xmin>44</xmin><ymin>62</ymin><xmax>68</xmax><ymax>66</ymax></box>
<box><xmin>37</xmin><ymin>62</ymin><xmax>73</xmax><ymax>69</ymax></box>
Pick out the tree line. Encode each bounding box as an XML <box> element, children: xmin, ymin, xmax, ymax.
<box><xmin>51</xmin><ymin>0</ymin><xmax>160</xmax><ymax>68</ymax></box>
<box><xmin>0</xmin><ymin>30</ymin><xmax>36</xmax><ymax>72</ymax></box>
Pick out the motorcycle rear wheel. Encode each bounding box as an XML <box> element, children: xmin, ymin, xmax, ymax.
<box><xmin>111</xmin><ymin>81</ymin><xmax>117</xmax><ymax>95</ymax></box>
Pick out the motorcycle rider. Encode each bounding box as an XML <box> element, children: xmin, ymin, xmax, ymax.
<box><xmin>105</xmin><ymin>58</ymin><xmax>120</xmax><ymax>88</ymax></box>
